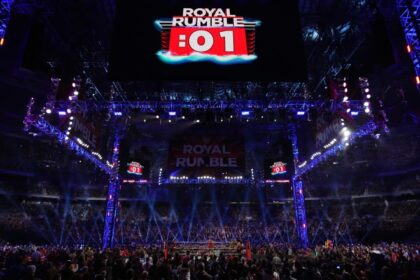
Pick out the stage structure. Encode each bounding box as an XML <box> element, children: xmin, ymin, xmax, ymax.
<box><xmin>0</xmin><ymin>0</ymin><xmax>14</xmax><ymax>46</ymax></box>
<box><xmin>397</xmin><ymin>0</ymin><xmax>420</xmax><ymax>90</ymax></box>
<box><xmin>24</xmin><ymin>98</ymin><xmax>376</xmax><ymax>249</ymax></box>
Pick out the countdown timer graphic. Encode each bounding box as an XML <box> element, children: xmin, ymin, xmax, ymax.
<box><xmin>109</xmin><ymin>0</ymin><xmax>306</xmax><ymax>81</ymax></box>
<box><xmin>271</xmin><ymin>162</ymin><xmax>287</xmax><ymax>176</ymax></box>
<box><xmin>127</xmin><ymin>161</ymin><xmax>144</xmax><ymax>176</ymax></box>
<box><xmin>155</xmin><ymin>8</ymin><xmax>261</xmax><ymax>65</ymax></box>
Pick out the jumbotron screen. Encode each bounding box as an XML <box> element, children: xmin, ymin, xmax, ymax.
<box><xmin>109</xmin><ymin>0</ymin><xmax>307</xmax><ymax>81</ymax></box>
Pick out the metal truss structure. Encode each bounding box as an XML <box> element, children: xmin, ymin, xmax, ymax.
<box><xmin>288</xmin><ymin>123</ymin><xmax>309</xmax><ymax>248</ymax></box>
<box><xmin>25</xmin><ymin>98</ymin><xmax>376</xmax><ymax>248</ymax></box>
<box><xmin>103</xmin><ymin>133</ymin><xmax>121</xmax><ymax>249</ymax></box>
<box><xmin>295</xmin><ymin>121</ymin><xmax>378</xmax><ymax>178</ymax></box>
<box><xmin>0</xmin><ymin>0</ymin><xmax>14</xmax><ymax>46</ymax></box>
<box><xmin>397</xmin><ymin>0</ymin><xmax>420</xmax><ymax>90</ymax></box>
<box><xmin>24</xmin><ymin>116</ymin><xmax>112</xmax><ymax>175</ymax></box>
<box><xmin>56</xmin><ymin>100</ymin><xmax>325</xmax><ymax>114</ymax></box>
<box><xmin>163</xmin><ymin>179</ymin><xmax>251</xmax><ymax>185</ymax></box>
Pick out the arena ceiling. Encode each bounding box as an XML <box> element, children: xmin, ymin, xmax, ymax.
<box><xmin>10</xmin><ymin>0</ymin><xmax>400</xmax><ymax>102</ymax></box>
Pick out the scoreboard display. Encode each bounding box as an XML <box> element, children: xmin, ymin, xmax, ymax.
<box><xmin>110</xmin><ymin>0</ymin><xmax>306</xmax><ymax>81</ymax></box>
<box><xmin>156</xmin><ymin>8</ymin><xmax>259</xmax><ymax>64</ymax></box>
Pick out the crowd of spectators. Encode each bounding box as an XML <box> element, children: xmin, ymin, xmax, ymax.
<box><xmin>0</xmin><ymin>243</ymin><xmax>419</xmax><ymax>279</ymax></box>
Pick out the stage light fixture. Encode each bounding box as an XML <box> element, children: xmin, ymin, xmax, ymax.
<box><xmin>241</xmin><ymin>111</ymin><xmax>250</xmax><ymax>116</ymax></box>
<box><xmin>58</xmin><ymin>111</ymin><xmax>67</xmax><ymax>116</ymax></box>
<box><xmin>297</xmin><ymin>111</ymin><xmax>305</xmax><ymax>116</ymax></box>
<box><xmin>67</xmin><ymin>109</ymin><xmax>72</xmax><ymax>114</ymax></box>
<box><xmin>169</xmin><ymin>111</ymin><xmax>177</xmax><ymax>116</ymax></box>
<box><xmin>46</xmin><ymin>109</ymin><xmax>52</xmax><ymax>114</ymax></box>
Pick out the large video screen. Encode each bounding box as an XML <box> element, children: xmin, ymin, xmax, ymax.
<box><xmin>264</xmin><ymin>137</ymin><xmax>294</xmax><ymax>180</ymax></box>
<box><xmin>110</xmin><ymin>0</ymin><xmax>307</xmax><ymax>81</ymax></box>
<box><xmin>167</xmin><ymin>135</ymin><xmax>245</xmax><ymax>179</ymax></box>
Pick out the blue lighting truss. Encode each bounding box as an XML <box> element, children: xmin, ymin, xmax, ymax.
<box><xmin>288</xmin><ymin>123</ymin><xmax>309</xmax><ymax>248</ymax></box>
<box><xmin>103</xmin><ymin>134</ymin><xmax>121</xmax><ymax>249</ymax></box>
<box><xmin>397</xmin><ymin>0</ymin><xmax>420</xmax><ymax>89</ymax></box>
<box><xmin>163</xmin><ymin>178</ymin><xmax>251</xmax><ymax>185</ymax></box>
<box><xmin>0</xmin><ymin>0</ymin><xmax>14</xmax><ymax>45</ymax></box>
<box><xmin>55</xmin><ymin>100</ymin><xmax>325</xmax><ymax>113</ymax></box>
<box><xmin>27</xmin><ymin>117</ymin><xmax>112</xmax><ymax>175</ymax></box>
<box><xmin>295</xmin><ymin>121</ymin><xmax>377</xmax><ymax>178</ymax></box>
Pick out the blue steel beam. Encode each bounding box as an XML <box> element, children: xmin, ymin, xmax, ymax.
<box><xmin>0</xmin><ymin>0</ymin><xmax>14</xmax><ymax>46</ymax></box>
<box><xmin>288</xmin><ymin>123</ymin><xmax>309</xmax><ymax>248</ymax></box>
<box><xmin>397</xmin><ymin>0</ymin><xmax>420</xmax><ymax>89</ymax></box>
<box><xmin>102</xmin><ymin>133</ymin><xmax>121</xmax><ymax>248</ymax></box>
<box><xmin>29</xmin><ymin>117</ymin><xmax>112</xmax><ymax>175</ymax></box>
<box><xmin>295</xmin><ymin>121</ymin><xmax>377</xmax><ymax>178</ymax></box>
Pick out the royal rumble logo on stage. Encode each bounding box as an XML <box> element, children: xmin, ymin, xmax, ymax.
<box><xmin>167</xmin><ymin>136</ymin><xmax>245</xmax><ymax>178</ymax></box>
<box><xmin>155</xmin><ymin>8</ymin><xmax>261</xmax><ymax>64</ymax></box>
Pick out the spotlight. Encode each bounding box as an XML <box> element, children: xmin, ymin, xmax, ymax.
<box><xmin>351</xmin><ymin>111</ymin><xmax>359</xmax><ymax>116</ymax></box>
<box><xmin>196</xmin><ymin>119</ymin><xmax>200</xmax><ymax>123</ymax></box>
<box><xmin>74</xmin><ymin>90</ymin><xmax>79</xmax><ymax>96</ymax></box>
<box><xmin>365</xmin><ymin>108</ymin><xmax>371</xmax><ymax>113</ymax></box>
<box><xmin>70</xmin><ymin>116</ymin><xmax>74</xmax><ymax>120</ymax></box>
<box><xmin>182</xmin><ymin>116</ymin><xmax>186</xmax><ymax>119</ymax></box>
<box><xmin>230</xmin><ymin>115</ymin><xmax>233</xmax><ymax>119</ymax></box>
<box><xmin>68</xmin><ymin>96</ymin><xmax>73</xmax><ymax>101</ymax></box>
<box><xmin>346</xmin><ymin>108</ymin><xmax>351</xmax><ymax>113</ymax></box>
<box><xmin>365</xmin><ymin>88</ymin><xmax>370</xmax><ymax>93</ymax></box>
<box><xmin>366</xmin><ymin>94</ymin><xmax>371</xmax><ymax>99</ymax></box>
<box><xmin>343</xmin><ymin>96</ymin><xmax>349</xmax><ymax>102</ymax></box>
<box><xmin>241</xmin><ymin>111</ymin><xmax>250</xmax><ymax>116</ymax></box>
<box><xmin>343</xmin><ymin>130</ymin><xmax>351</xmax><ymax>138</ymax></box>
<box><xmin>156</xmin><ymin>115</ymin><xmax>160</xmax><ymax>119</ymax></box>
<box><xmin>66</xmin><ymin>131</ymin><xmax>70</xmax><ymax>135</ymax></box>
<box><xmin>297</xmin><ymin>111</ymin><xmax>305</xmax><ymax>116</ymax></box>
<box><xmin>169</xmin><ymin>120</ymin><xmax>172</xmax><ymax>123</ymax></box>
<box><xmin>58</xmin><ymin>111</ymin><xmax>67</xmax><ymax>116</ymax></box>
<box><xmin>114</xmin><ymin>112</ymin><xmax>122</xmax><ymax>116</ymax></box>
<box><xmin>67</xmin><ymin>109</ymin><xmax>72</xmax><ymax>114</ymax></box>
<box><xmin>169</xmin><ymin>111</ymin><xmax>177</xmax><ymax>116</ymax></box>
<box><xmin>46</xmin><ymin>109</ymin><xmax>52</xmax><ymax>114</ymax></box>
<box><xmin>72</xmin><ymin>82</ymin><xmax>76</xmax><ymax>88</ymax></box>
<box><xmin>363</xmin><ymin>101</ymin><xmax>370</xmax><ymax>107</ymax></box>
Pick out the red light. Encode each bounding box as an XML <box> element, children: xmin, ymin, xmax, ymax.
<box><xmin>0</xmin><ymin>38</ymin><xmax>4</xmax><ymax>46</ymax></box>
<box><xmin>407</xmin><ymin>45</ymin><xmax>412</xmax><ymax>53</ymax></box>
<box><xmin>416</xmin><ymin>76</ymin><xmax>420</xmax><ymax>85</ymax></box>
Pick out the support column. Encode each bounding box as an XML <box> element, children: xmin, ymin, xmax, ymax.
<box><xmin>288</xmin><ymin>123</ymin><xmax>309</xmax><ymax>248</ymax></box>
<box><xmin>103</xmin><ymin>134</ymin><xmax>121</xmax><ymax>249</ymax></box>
<box><xmin>397</xmin><ymin>0</ymin><xmax>420</xmax><ymax>90</ymax></box>
<box><xmin>0</xmin><ymin>0</ymin><xmax>14</xmax><ymax>46</ymax></box>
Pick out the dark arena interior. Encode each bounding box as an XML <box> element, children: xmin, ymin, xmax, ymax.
<box><xmin>0</xmin><ymin>0</ymin><xmax>420</xmax><ymax>279</ymax></box>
